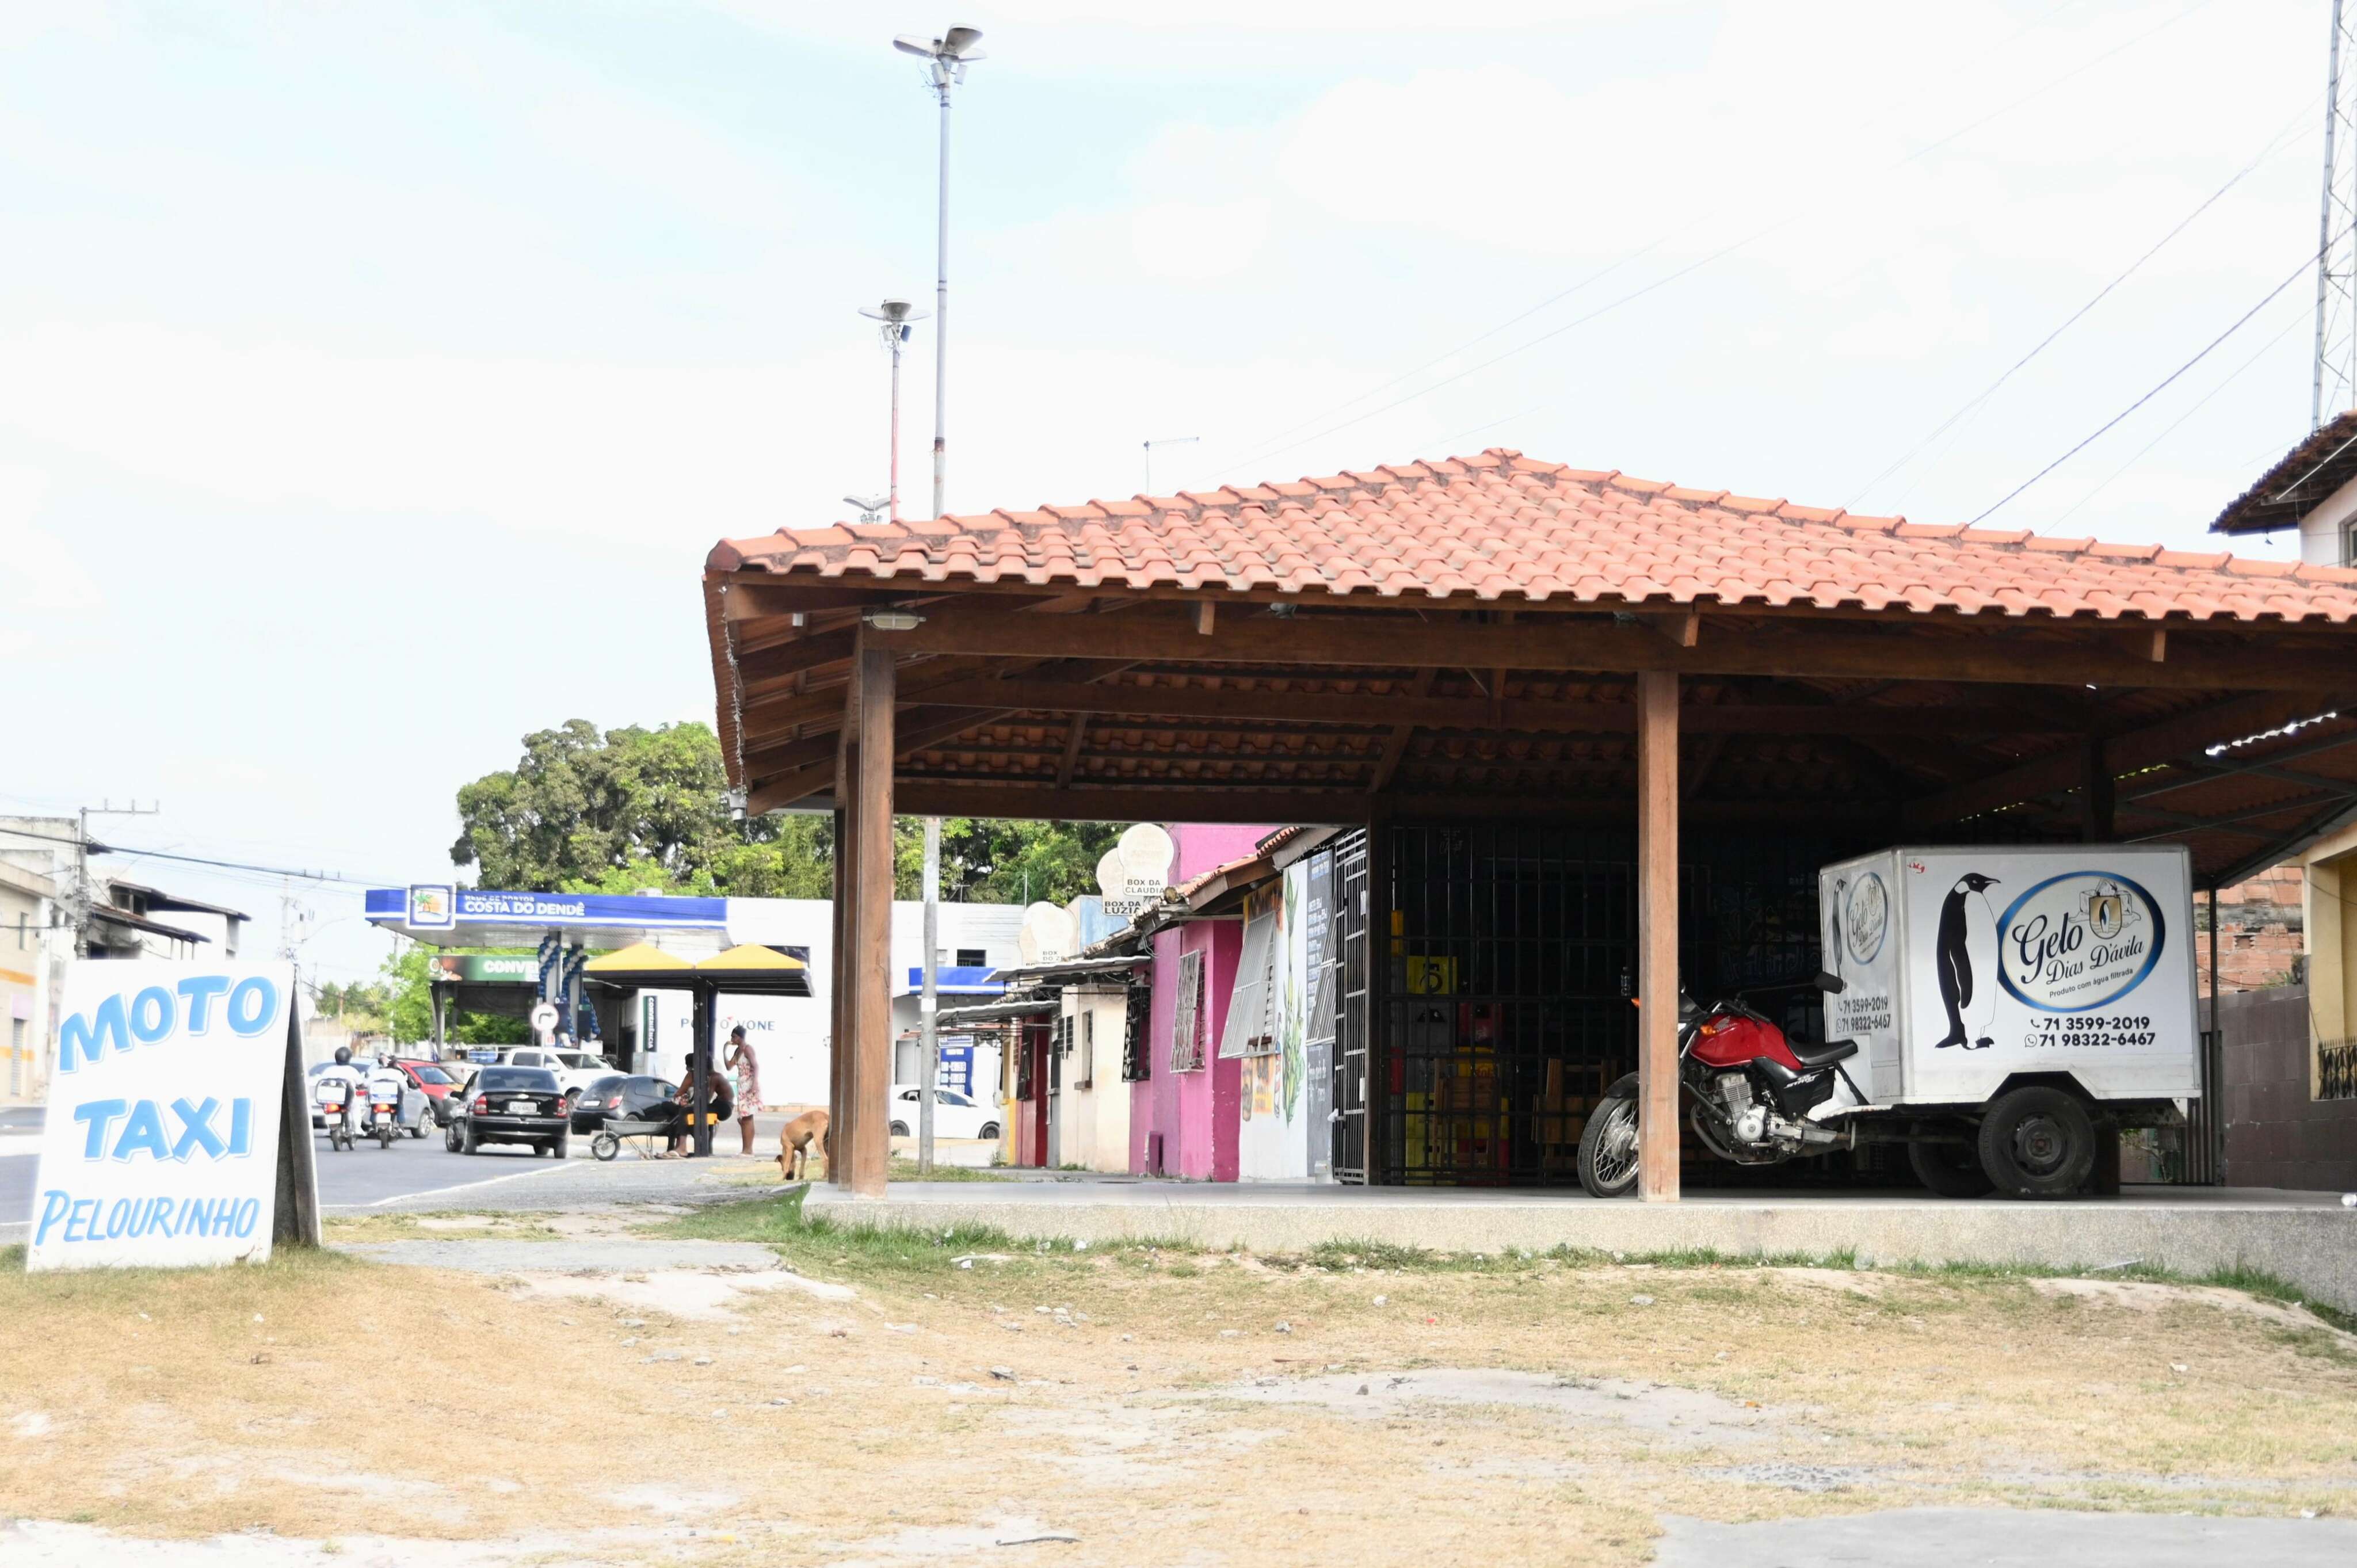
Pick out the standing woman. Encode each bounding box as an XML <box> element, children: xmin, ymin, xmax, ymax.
<box><xmin>723</xmin><ymin>1025</ymin><xmax>762</xmax><ymax>1156</ymax></box>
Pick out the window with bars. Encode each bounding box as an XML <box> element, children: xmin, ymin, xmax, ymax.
<box><xmin>1014</xmin><ymin>1027</ymin><xmax>1036</xmax><ymax>1100</ymax></box>
<box><xmin>1074</xmin><ymin>1009</ymin><xmax>1094</xmax><ymax>1088</ymax></box>
<box><xmin>1122</xmin><ymin>985</ymin><xmax>1152</xmax><ymax>1081</ymax></box>
<box><xmin>1171</xmin><ymin>948</ymin><xmax>1206</xmax><ymax>1072</ymax></box>
<box><xmin>2324</xmin><ymin>1039</ymin><xmax>2357</xmax><ymax>1101</ymax></box>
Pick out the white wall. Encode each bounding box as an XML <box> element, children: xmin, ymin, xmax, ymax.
<box><xmin>1052</xmin><ymin>986</ymin><xmax>1132</xmax><ymax>1172</ymax></box>
<box><xmin>2293</xmin><ymin>469</ymin><xmax>2357</xmax><ymax>567</ymax></box>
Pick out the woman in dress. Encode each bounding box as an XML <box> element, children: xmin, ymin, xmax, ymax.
<box><xmin>723</xmin><ymin>1025</ymin><xmax>762</xmax><ymax>1155</ymax></box>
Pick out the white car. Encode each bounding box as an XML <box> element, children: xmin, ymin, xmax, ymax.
<box><xmin>886</xmin><ymin>1085</ymin><xmax>1000</xmax><ymax>1141</ymax></box>
<box><xmin>493</xmin><ymin>1047</ymin><xmax>616</xmax><ymax>1109</ymax></box>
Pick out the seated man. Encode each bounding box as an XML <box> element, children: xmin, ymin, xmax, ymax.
<box><xmin>662</xmin><ymin>1052</ymin><xmax>734</xmax><ymax>1156</ymax></box>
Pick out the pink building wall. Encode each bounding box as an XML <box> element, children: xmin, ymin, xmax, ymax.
<box><xmin>1130</xmin><ymin>823</ymin><xmax>1269</xmax><ymax>1180</ymax></box>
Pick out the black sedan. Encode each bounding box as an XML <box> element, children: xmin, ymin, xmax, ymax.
<box><xmin>445</xmin><ymin>1066</ymin><xmax>569</xmax><ymax>1157</ymax></box>
<box><xmin>570</xmin><ymin>1074</ymin><xmax>678</xmax><ymax>1134</ymax></box>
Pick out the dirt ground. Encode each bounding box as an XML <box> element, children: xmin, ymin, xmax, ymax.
<box><xmin>2</xmin><ymin>1199</ymin><xmax>2355</xmax><ymax>1567</ymax></box>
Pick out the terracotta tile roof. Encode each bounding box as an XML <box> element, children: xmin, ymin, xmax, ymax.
<box><xmin>710</xmin><ymin>448</ymin><xmax>2357</xmax><ymax>624</ymax></box>
<box><xmin>2212</xmin><ymin>408</ymin><xmax>2357</xmax><ymax>537</ymax></box>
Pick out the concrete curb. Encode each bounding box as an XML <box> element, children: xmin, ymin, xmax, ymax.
<box><xmin>805</xmin><ymin>1193</ymin><xmax>2357</xmax><ymax>1312</ymax></box>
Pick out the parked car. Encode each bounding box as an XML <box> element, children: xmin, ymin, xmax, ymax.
<box><xmin>445</xmin><ymin>1066</ymin><xmax>569</xmax><ymax>1157</ymax></box>
<box><xmin>395</xmin><ymin>1059</ymin><xmax>462</xmax><ymax>1125</ymax></box>
<box><xmin>490</xmin><ymin>1047</ymin><xmax>615</xmax><ymax>1110</ymax></box>
<box><xmin>570</xmin><ymin>1074</ymin><xmax>678</xmax><ymax>1134</ymax></box>
<box><xmin>886</xmin><ymin>1085</ymin><xmax>999</xmax><ymax>1140</ymax></box>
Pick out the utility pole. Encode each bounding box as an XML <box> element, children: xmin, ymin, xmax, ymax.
<box><xmin>1144</xmin><ymin>436</ymin><xmax>1200</xmax><ymax>494</ymax></box>
<box><xmin>2316</xmin><ymin>0</ymin><xmax>2357</xmax><ymax>430</ymax></box>
<box><xmin>73</xmin><ymin>800</ymin><xmax>159</xmax><ymax>952</ymax></box>
<box><xmin>919</xmin><ymin>816</ymin><xmax>940</xmax><ymax>1177</ymax></box>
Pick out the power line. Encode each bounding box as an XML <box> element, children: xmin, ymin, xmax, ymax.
<box><xmin>2047</xmin><ymin>305</ymin><xmax>2309</xmax><ymax>527</ymax></box>
<box><xmin>1970</xmin><ymin>246</ymin><xmax>2327</xmax><ymax>524</ymax></box>
<box><xmin>1849</xmin><ymin>93</ymin><xmax>2320</xmax><ymax>510</ymax></box>
<box><xmin>0</xmin><ymin>823</ymin><xmax>391</xmax><ymax>887</ymax></box>
<box><xmin>1215</xmin><ymin>0</ymin><xmax>2214</xmax><ymax>478</ymax></box>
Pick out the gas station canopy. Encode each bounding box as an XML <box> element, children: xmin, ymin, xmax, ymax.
<box><xmin>363</xmin><ymin>886</ymin><xmax>731</xmax><ymax>952</ymax></box>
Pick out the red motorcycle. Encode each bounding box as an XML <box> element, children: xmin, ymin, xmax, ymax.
<box><xmin>1578</xmin><ymin>975</ymin><xmax>1862</xmax><ymax>1198</ymax></box>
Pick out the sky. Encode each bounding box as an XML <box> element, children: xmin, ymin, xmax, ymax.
<box><xmin>2</xmin><ymin>0</ymin><xmax>2343</xmax><ymax>989</ymax></box>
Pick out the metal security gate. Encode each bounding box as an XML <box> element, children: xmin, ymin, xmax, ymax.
<box><xmin>1373</xmin><ymin>823</ymin><xmax>1847</xmax><ymax>1187</ymax></box>
<box><xmin>1332</xmin><ymin>830</ymin><xmax>1370</xmax><ymax>1183</ymax></box>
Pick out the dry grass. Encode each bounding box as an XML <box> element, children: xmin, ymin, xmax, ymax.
<box><xmin>3</xmin><ymin>1208</ymin><xmax>2355</xmax><ymax>1566</ymax></box>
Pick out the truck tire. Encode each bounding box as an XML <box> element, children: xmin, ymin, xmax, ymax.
<box><xmin>1576</xmin><ymin>1072</ymin><xmax>1644</xmax><ymax>1199</ymax></box>
<box><xmin>1977</xmin><ymin>1086</ymin><xmax>2095</xmax><ymax>1199</ymax></box>
<box><xmin>1908</xmin><ymin>1136</ymin><xmax>1995</xmax><ymax>1198</ymax></box>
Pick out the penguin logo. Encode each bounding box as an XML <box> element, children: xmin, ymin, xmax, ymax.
<box><xmin>1933</xmin><ymin>872</ymin><xmax>2001</xmax><ymax>1051</ymax></box>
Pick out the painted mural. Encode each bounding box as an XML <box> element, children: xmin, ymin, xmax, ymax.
<box><xmin>1238</xmin><ymin>865</ymin><xmax>1313</xmax><ymax>1180</ymax></box>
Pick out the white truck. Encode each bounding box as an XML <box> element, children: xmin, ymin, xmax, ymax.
<box><xmin>1817</xmin><ymin>843</ymin><xmax>2200</xmax><ymax>1196</ymax></box>
<box><xmin>1577</xmin><ymin>841</ymin><xmax>2205</xmax><ymax>1200</ymax></box>
<box><xmin>491</xmin><ymin>1046</ymin><xmax>617</xmax><ymax>1109</ymax></box>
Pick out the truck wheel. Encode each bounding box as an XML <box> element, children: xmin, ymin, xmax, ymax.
<box><xmin>1576</xmin><ymin>1072</ymin><xmax>1644</xmax><ymax>1199</ymax></box>
<box><xmin>1908</xmin><ymin>1136</ymin><xmax>1995</xmax><ymax>1198</ymax></box>
<box><xmin>1977</xmin><ymin>1086</ymin><xmax>2095</xmax><ymax>1199</ymax></box>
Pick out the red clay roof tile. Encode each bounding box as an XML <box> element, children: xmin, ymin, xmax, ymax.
<box><xmin>706</xmin><ymin>446</ymin><xmax>2357</xmax><ymax>624</ymax></box>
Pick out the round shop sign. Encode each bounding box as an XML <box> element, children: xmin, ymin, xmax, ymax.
<box><xmin>1843</xmin><ymin>872</ymin><xmax>1889</xmax><ymax>966</ymax></box>
<box><xmin>1996</xmin><ymin>871</ymin><xmax>2167</xmax><ymax>1013</ymax></box>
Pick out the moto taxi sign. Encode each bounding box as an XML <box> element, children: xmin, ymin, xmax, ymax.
<box><xmin>28</xmin><ymin>960</ymin><xmax>315</xmax><ymax>1271</ymax></box>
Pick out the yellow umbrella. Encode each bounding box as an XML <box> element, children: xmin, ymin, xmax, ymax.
<box><xmin>583</xmin><ymin>941</ymin><xmax>695</xmax><ymax>973</ymax></box>
<box><xmin>695</xmin><ymin>944</ymin><xmax>807</xmax><ymax>972</ymax></box>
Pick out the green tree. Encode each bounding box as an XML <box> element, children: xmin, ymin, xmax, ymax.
<box><xmin>449</xmin><ymin>718</ymin><xmax>1115</xmax><ymax>905</ymax></box>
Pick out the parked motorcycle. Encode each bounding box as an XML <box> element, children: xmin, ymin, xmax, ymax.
<box><xmin>1577</xmin><ymin>973</ymin><xmax>1861</xmax><ymax>1198</ymax></box>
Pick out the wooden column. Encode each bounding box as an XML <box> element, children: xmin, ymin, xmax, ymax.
<box><xmin>1635</xmin><ymin>669</ymin><xmax>1681</xmax><ymax>1204</ymax></box>
<box><xmin>828</xmin><ymin>796</ymin><xmax>852</xmax><ymax>1186</ymax></box>
<box><xmin>847</xmin><ymin>632</ymin><xmax>898</xmax><ymax>1197</ymax></box>
<box><xmin>2081</xmin><ymin>737</ymin><xmax>2116</xmax><ymax>842</ymax></box>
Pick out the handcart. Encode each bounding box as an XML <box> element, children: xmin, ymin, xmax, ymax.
<box><xmin>589</xmin><ymin>1109</ymin><xmax>723</xmax><ymax>1162</ymax></box>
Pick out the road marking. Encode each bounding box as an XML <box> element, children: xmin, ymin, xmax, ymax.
<box><xmin>354</xmin><ymin>1157</ymin><xmax>582</xmax><ymax>1208</ymax></box>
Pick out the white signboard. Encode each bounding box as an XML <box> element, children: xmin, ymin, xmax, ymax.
<box><xmin>29</xmin><ymin>960</ymin><xmax>316</xmax><ymax>1271</ymax></box>
<box><xmin>1818</xmin><ymin>845</ymin><xmax>2198</xmax><ymax>1107</ymax></box>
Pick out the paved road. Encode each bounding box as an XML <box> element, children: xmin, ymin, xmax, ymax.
<box><xmin>0</xmin><ymin>1121</ymin><xmax>800</xmax><ymax>1241</ymax></box>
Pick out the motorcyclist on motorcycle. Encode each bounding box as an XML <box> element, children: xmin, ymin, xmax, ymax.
<box><xmin>363</xmin><ymin>1055</ymin><xmax>411</xmax><ymax>1144</ymax></box>
<box><xmin>315</xmin><ymin>1046</ymin><xmax>368</xmax><ymax>1149</ymax></box>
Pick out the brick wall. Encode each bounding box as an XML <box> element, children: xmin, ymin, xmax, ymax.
<box><xmin>2199</xmin><ymin>864</ymin><xmax>2305</xmax><ymax>998</ymax></box>
<box><xmin>2217</xmin><ymin>983</ymin><xmax>2357</xmax><ymax>1192</ymax></box>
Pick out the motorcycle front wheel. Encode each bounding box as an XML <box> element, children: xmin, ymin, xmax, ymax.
<box><xmin>1576</xmin><ymin>1071</ymin><xmax>1643</xmax><ymax>1199</ymax></box>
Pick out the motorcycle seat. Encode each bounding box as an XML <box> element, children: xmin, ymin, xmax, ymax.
<box><xmin>1788</xmin><ymin>1037</ymin><xmax>1859</xmax><ymax>1069</ymax></box>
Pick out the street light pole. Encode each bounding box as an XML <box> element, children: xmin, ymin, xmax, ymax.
<box><xmin>893</xmin><ymin>25</ymin><xmax>982</xmax><ymax>521</ymax></box>
<box><xmin>859</xmin><ymin>300</ymin><xmax>927</xmax><ymax>521</ymax></box>
<box><xmin>893</xmin><ymin>26</ymin><xmax>982</xmax><ymax>1186</ymax></box>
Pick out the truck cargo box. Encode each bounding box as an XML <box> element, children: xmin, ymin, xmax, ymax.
<box><xmin>1816</xmin><ymin>845</ymin><xmax>2200</xmax><ymax>1109</ymax></box>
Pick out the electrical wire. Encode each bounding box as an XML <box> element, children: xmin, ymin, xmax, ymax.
<box><xmin>2046</xmin><ymin>305</ymin><xmax>2309</xmax><ymax>527</ymax></box>
<box><xmin>1215</xmin><ymin>0</ymin><xmax>2214</xmax><ymax>478</ymax></box>
<box><xmin>1850</xmin><ymin>92</ymin><xmax>2321</xmax><ymax>511</ymax></box>
<box><xmin>1969</xmin><ymin>246</ymin><xmax>2325</xmax><ymax>524</ymax></box>
<box><xmin>0</xmin><ymin>823</ymin><xmax>391</xmax><ymax>886</ymax></box>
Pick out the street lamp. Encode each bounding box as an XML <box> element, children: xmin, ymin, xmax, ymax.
<box><xmin>891</xmin><ymin>25</ymin><xmax>983</xmax><ymax>521</ymax></box>
<box><xmin>858</xmin><ymin>300</ymin><xmax>927</xmax><ymax>522</ymax></box>
<box><xmin>892</xmin><ymin>24</ymin><xmax>983</xmax><ymax>1179</ymax></box>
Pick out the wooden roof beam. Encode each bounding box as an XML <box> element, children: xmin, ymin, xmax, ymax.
<box><xmin>863</xmin><ymin>598</ymin><xmax>2351</xmax><ymax>692</ymax></box>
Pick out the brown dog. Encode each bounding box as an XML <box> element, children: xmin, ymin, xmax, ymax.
<box><xmin>777</xmin><ymin>1108</ymin><xmax>830</xmax><ymax>1182</ymax></box>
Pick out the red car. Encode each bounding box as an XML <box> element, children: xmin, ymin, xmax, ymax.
<box><xmin>395</xmin><ymin>1059</ymin><xmax>462</xmax><ymax>1125</ymax></box>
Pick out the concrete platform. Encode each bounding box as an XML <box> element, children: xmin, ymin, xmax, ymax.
<box><xmin>806</xmin><ymin>1178</ymin><xmax>2357</xmax><ymax>1313</ymax></box>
